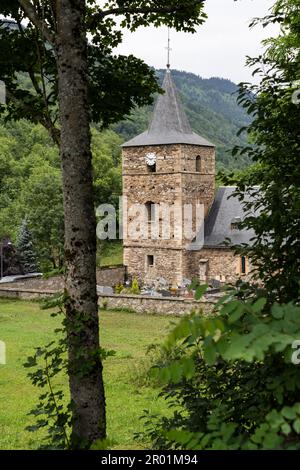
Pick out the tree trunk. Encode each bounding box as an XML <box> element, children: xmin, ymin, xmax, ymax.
<box><xmin>56</xmin><ymin>0</ymin><xmax>106</xmax><ymax>447</ymax></box>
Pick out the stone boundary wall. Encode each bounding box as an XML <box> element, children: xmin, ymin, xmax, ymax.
<box><xmin>0</xmin><ymin>266</ymin><xmax>126</xmax><ymax>291</ymax></box>
<box><xmin>0</xmin><ymin>288</ymin><xmax>58</xmax><ymax>300</ymax></box>
<box><xmin>99</xmin><ymin>293</ymin><xmax>216</xmax><ymax>316</ymax></box>
<box><xmin>1</xmin><ymin>276</ymin><xmax>64</xmax><ymax>291</ymax></box>
<box><xmin>96</xmin><ymin>266</ymin><xmax>126</xmax><ymax>287</ymax></box>
<box><xmin>0</xmin><ymin>287</ymin><xmax>216</xmax><ymax>316</ymax></box>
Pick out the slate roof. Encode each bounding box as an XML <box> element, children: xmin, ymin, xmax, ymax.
<box><xmin>122</xmin><ymin>69</ymin><xmax>214</xmax><ymax>148</ymax></box>
<box><xmin>194</xmin><ymin>187</ymin><xmax>258</xmax><ymax>249</ymax></box>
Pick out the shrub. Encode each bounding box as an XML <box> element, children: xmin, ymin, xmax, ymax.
<box><xmin>130</xmin><ymin>278</ymin><xmax>140</xmax><ymax>295</ymax></box>
<box><xmin>139</xmin><ymin>291</ymin><xmax>300</xmax><ymax>450</ymax></box>
<box><xmin>115</xmin><ymin>283</ymin><xmax>124</xmax><ymax>294</ymax></box>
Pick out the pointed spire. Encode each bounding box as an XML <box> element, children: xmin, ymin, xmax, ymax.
<box><xmin>122</xmin><ymin>63</ymin><xmax>215</xmax><ymax>147</ymax></box>
<box><xmin>148</xmin><ymin>70</ymin><xmax>192</xmax><ymax>137</ymax></box>
<box><xmin>123</xmin><ymin>69</ymin><xmax>214</xmax><ymax>148</ymax></box>
<box><xmin>122</xmin><ymin>27</ymin><xmax>214</xmax><ymax>148</ymax></box>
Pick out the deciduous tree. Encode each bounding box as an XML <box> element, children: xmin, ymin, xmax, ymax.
<box><xmin>0</xmin><ymin>0</ymin><xmax>207</xmax><ymax>447</ymax></box>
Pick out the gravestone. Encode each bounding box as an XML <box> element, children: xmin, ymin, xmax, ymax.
<box><xmin>0</xmin><ymin>341</ymin><xmax>5</xmax><ymax>365</ymax></box>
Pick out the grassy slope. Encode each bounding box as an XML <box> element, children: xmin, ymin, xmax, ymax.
<box><xmin>0</xmin><ymin>299</ymin><xmax>174</xmax><ymax>450</ymax></box>
<box><xmin>98</xmin><ymin>241</ymin><xmax>123</xmax><ymax>268</ymax></box>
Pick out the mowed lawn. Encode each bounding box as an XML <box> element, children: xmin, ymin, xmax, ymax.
<box><xmin>0</xmin><ymin>299</ymin><xmax>175</xmax><ymax>450</ymax></box>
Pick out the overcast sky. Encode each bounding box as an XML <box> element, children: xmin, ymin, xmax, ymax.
<box><xmin>115</xmin><ymin>0</ymin><xmax>279</xmax><ymax>84</ymax></box>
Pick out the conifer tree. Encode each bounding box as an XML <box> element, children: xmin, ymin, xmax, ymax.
<box><xmin>17</xmin><ymin>219</ymin><xmax>38</xmax><ymax>274</ymax></box>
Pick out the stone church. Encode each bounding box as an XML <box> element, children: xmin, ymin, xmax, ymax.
<box><xmin>122</xmin><ymin>68</ymin><xmax>254</xmax><ymax>287</ymax></box>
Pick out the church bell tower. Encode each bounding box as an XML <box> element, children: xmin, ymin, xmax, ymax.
<box><xmin>122</xmin><ymin>66</ymin><xmax>216</xmax><ymax>287</ymax></box>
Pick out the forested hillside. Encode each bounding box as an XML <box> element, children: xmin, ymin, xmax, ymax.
<box><xmin>0</xmin><ymin>69</ymin><xmax>251</xmax><ymax>268</ymax></box>
<box><xmin>0</xmin><ymin>119</ymin><xmax>122</xmax><ymax>269</ymax></box>
<box><xmin>114</xmin><ymin>69</ymin><xmax>252</xmax><ymax>169</ymax></box>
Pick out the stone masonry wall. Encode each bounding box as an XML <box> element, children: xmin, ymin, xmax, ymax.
<box><xmin>123</xmin><ymin>144</ymin><xmax>182</xmax><ymax>174</ymax></box>
<box><xmin>96</xmin><ymin>266</ymin><xmax>126</xmax><ymax>286</ymax></box>
<box><xmin>99</xmin><ymin>293</ymin><xmax>215</xmax><ymax>316</ymax></box>
<box><xmin>1</xmin><ymin>266</ymin><xmax>126</xmax><ymax>291</ymax></box>
<box><xmin>1</xmin><ymin>276</ymin><xmax>64</xmax><ymax>291</ymax></box>
<box><xmin>122</xmin><ymin>143</ymin><xmax>216</xmax><ymax>285</ymax></box>
<box><xmin>124</xmin><ymin>246</ymin><xmax>183</xmax><ymax>286</ymax></box>
<box><xmin>123</xmin><ymin>173</ymin><xmax>182</xmax><ymax>249</ymax></box>
<box><xmin>181</xmin><ymin>145</ymin><xmax>215</xmax><ymax>175</ymax></box>
<box><xmin>181</xmin><ymin>145</ymin><xmax>215</xmax><ymax>218</ymax></box>
<box><xmin>0</xmin><ymin>287</ymin><xmax>216</xmax><ymax>316</ymax></box>
<box><xmin>184</xmin><ymin>248</ymin><xmax>253</xmax><ymax>284</ymax></box>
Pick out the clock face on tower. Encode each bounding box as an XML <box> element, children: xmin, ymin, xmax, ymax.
<box><xmin>145</xmin><ymin>152</ymin><xmax>157</xmax><ymax>166</ymax></box>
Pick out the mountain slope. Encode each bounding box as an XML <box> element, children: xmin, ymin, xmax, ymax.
<box><xmin>113</xmin><ymin>69</ymin><xmax>251</xmax><ymax>170</ymax></box>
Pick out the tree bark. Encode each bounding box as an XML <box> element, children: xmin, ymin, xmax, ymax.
<box><xmin>56</xmin><ymin>0</ymin><xmax>106</xmax><ymax>447</ymax></box>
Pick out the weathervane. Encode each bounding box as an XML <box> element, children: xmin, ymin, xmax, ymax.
<box><xmin>166</xmin><ymin>28</ymin><xmax>172</xmax><ymax>70</ymax></box>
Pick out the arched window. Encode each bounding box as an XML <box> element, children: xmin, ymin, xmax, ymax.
<box><xmin>196</xmin><ymin>155</ymin><xmax>201</xmax><ymax>173</ymax></box>
<box><xmin>145</xmin><ymin>201</ymin><xmax>155</xmax><ymax>223</ymax></box>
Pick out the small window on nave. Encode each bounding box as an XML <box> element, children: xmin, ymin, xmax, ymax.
<box><xmin>196</xmin><ymin>156</ymin><xmax>201</xmax><ymax>173</ymax></box>
<box><xmin>241</xmin><ymin>256</ymin><xmax>247</xmax><ymax>275</ymax></box>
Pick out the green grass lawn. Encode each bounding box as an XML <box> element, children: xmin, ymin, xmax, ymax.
<box><xmin>98</xmin><ymin>241</ymin><xmax>123</xmax><ymax>267</ymax></box>
<box><xmin>0</xmin><ymin>299</ymin><xmax>175</xmax><ymax>450</ymax></box>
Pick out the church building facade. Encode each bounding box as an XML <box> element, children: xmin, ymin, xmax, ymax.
<box><xmin>122</xmin><ymin>69</ymin><xmax>253</xmax><ymax>287</ymax></box>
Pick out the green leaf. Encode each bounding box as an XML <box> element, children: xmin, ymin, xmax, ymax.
<box><xmin>195</xmin><ymin>284</ymin><xmax>208</xmax><ymax>300</ymax></box>
<box><xmin>281</xmin><ymin>423</ymin><xmax>291</xmax><ymax>436</ymax></box>
<box><xmin>204</xmin><ymin>343</ymin><xmax>217</xmax><ymax>366</ymax></box>
<box><xmin>24</xmin><ymin>356</ymin><xmax>37</xmax><ymax>368</ymax></box>
<box><xmin>271</xmin><ymin>303</ymin><xmax>284</xmax><ymax>319</ymax></box>
<box><xmin>252</xmin><ymin>298</ymin><xmax>267</xmax><ymax>313</ymax></box>
<box><xmin>181</xmin><ymin>358</ymin><xmax>196</xmax><ymax>380</ymax></box>
<box><xmin>293</xmin><ymin>419</ymin><xmax>300</xmax><ymax>434</ymax></box>
<box><xmin>168</xmin><ymin>362</ymin><xmax>183</xmax><ymax>384</ymax></box>
<box><xmin>251</xmin><ymin>423</ymin><xmax>268</xmax><ymax>444</ymax></box>
<box><xmin>221</xmin><ymin>300</ymin><xmax>241</xmax><ymax>316</ymax></box>
<box><xmin>228</xmin><ymin>304</ymin><xmax>245</xmax><ymax>324</ymax></box>
<box><xmin>263</xmin><ymin>432</ymin><xmax>283</xmax><ymax>449</ymax></box>
<box><xmin>281</xmin><ymin>407</ymin><xmax>296</xmax><ymax>420</ymax></box>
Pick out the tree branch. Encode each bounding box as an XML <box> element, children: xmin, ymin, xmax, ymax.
<box><xmin>6</xmin><ymin>88</ymin><xmax>60</xmax><ymax>146</ymax></box>
<box><xmin>88</xmin><ymin>1</ymin><xmax>205</xmax><ymax>29</ymax></box>
<box><xmin>18</xmin><ymin>0</ymin><xmax>55</xmax><ymax>45</ymax></box>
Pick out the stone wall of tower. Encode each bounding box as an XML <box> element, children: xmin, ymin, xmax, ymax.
<box><xmin>124</xmin><ymin>246</ymin><xmax>183</xmax><ymax>286</ymax></box>
<box><xmin>180</xmin><ymin>145</ymin><xmax>216</xmax><ymax>218</ymax></box>
<box><xmin>123</xmin><ymin>144</ymin><xmax>183</xmax><ymax>174</ymax></box>
<box><xmin>123</xmin><ymin>144</ymin><xmax>183</xmax><ymax>253</ymax></box>
<box><xmin>180</xmin><ymin>145</ymin><xmax>215</xmax><ymax>247</ymax></box>
<box><xmin>122</xmin><ymin>143</ymin><xmax>216</xmax><ymax>286</ymax></box>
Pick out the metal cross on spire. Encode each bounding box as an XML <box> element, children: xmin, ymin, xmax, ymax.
<box><xmin>166</xmin><ymin>28</ymin><xmax>172</xmax><ymax>70</ymax></box>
